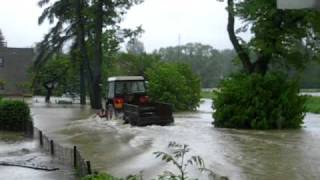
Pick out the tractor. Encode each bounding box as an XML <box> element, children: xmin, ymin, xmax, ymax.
<box><xmin>106</xmin><ymin>76</ymin><xmax>174</xmax><ymax>126</ymax></box>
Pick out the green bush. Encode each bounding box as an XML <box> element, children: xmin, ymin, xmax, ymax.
<box><xmin>146</xmin><ymin>63</ymin><xmax>201</xmax><ymax>111</ymax></box>
<box><xmin>213</xmin><ymin>72</ymin><xmax>306</xmax><ymax>129</ymax></box>
<box><xmin>0</xmin><ymin>100</ymin><xmax>31</xmax><ymax>131</ymax></box>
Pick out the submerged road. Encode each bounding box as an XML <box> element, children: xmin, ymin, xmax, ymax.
<box><xmin>31</xmin><ymin>99</ymin><xmax>320</xmax><ymax>180</ymax></box>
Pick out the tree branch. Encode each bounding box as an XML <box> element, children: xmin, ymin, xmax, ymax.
<box><xmin>227</xmin><ymin>0</ymin><xmax>253</xmax><ymax>73</ymax></box>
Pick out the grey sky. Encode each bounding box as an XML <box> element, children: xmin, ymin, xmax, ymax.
<box><xmin>0</xmin><ymin>0</ymin><xmax>234</xmax><ymax>52</ymax></box>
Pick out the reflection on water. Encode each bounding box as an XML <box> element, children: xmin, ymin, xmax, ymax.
<box><xmin>30</xmin><ymin>98</ymin><xmax>320</xmax><ymax>180</ymax></box>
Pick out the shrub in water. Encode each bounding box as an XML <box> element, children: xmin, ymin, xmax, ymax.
<box><xmin>213</xmin><ymin>72</ymin><xmax>306</xmax><ymax>129</ymax></box>
<box><xmin>0</xmin><ymin>100</ymin><xmax>31</xmax><ymax>131</ymax></box>
<box><xmin>146</xmin><ymin>63</ymin><xmax>201</xmax><ymax>111</ymax></box>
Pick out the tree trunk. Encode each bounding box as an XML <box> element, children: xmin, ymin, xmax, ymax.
<box><xmin>44</xmin><ymin>86</ymin><xmax>52</xmax><ymax>103</ymax></box>
<box><xmin>90</xmin><ymin>0</ymin><xmax>103</xmax><ymax>109</ymax></box>
<box><xmin>253</xmin><ymin>53</ymin><xmax>271</xmax><ymax>75</ymax></box>
<box><xmin>75</xmin><ymin>0</ymin><xmax>93</xmax><ymax>106</ymax></box>
<box><xmin>227</xmin><ymin>0</ymin><xmax>253</xmax><ymax>73</ymax></box>
<box><xmin>79</xmin><ymin>60</ymin><xmax>86</xmax><ymax>104</ymax></box>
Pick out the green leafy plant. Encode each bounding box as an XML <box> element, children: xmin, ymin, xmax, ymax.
<box><xmin>146</xmin><ymin>63</ymin><xmax>201</xmax><ymax>111</ymax></box>
<box><xmin>81</xmin><ymin>142</ymin><xmax>228</xmax><ymax>180</ymax></box>
<box><xmin>213</xmin><ymin>72</ymin><xmax>306</xmax><ymax>129</ymax></box>
<box><xmin>154</xmin><ymin>142</ymin><xmax>228</xmax><ymax>180</ymax></box>
<box><xmin>0</xmin><ymin>100</ymin><xmax>31</xmax><ymax>131</ymax></box>
<box><xmin>82</xmin><ymin>172</ymin><xmax>142</xmax><ymax>180</ymax></box>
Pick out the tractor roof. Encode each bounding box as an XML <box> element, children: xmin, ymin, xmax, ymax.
<box><xmin>108</xmin><ymin>76</ymin><xmax>145</xmax><ymax>82</ymax></box>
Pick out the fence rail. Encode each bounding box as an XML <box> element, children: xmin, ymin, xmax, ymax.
<box><xmin>33</xmin><ymin>127</ymin><xmax>93</xmax><ymax>178</ymax></box>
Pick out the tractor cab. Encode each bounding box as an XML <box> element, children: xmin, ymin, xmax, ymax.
<box><xmin>106</xmin><ymin>76</ymin><xmax>149</xmax><ymax>111</ymax></box>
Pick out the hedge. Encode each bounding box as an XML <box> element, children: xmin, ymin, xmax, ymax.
<box><xmin>0</xmin><ymin>100</ymin><xmax>31</xmax><ymax>131</ymax></box>
<box><xmin>213</xmin><ymin>72</ymin><xmax>306</xmax><ymax>129</ymax></box>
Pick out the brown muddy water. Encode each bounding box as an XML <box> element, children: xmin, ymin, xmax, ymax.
<box><xmin>29</xmin><ymin>98</ymin><xmax>320</xmax><ymax>180</ymax></box>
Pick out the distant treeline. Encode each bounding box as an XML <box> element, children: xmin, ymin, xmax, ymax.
<box><xmin>299</xmin><ymin>61</ymin><xmax>320</xmax><ymax>89</ymax></box>
<box><xmin>154</xmin><ymin>43</ymin><xmax>320</xmax><ymax>89</ymax></box>
<box><xmin>153</xmin><ymin>43</ymin><xmax>238</xmax><ymax>88</ymax></box>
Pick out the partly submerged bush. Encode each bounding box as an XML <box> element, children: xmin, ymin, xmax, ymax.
<box><xmin>146</xmin><ymin>63</ymin><xmax>201</xmax><ymax>111</ymax></box>
<box><xmin>213</xmin><ymin>72</ymin><xmax>306</xmax><ymax>129</ymax></box>
<box><xmin>0</xmin><ymin>100</ymin><xmax>31</xmax><ymax>131</ymax></box>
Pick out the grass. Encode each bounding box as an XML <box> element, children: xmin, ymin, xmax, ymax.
<box><xmin>301</xmin><ymin>89</ymin><xmax>320</xmax><ymax>93</ymax></box>
<box><xmin>200</xmin><ymin>91</ymin><xmax>214</xmax><ymax>99</ymax></box>
<box><xmin>202</xmin><ymin>90</ymin><xmax>320</xmax><ymax>114</ymax></box>
<box><xmin>201</xmin><ymin>89</ymin><xmax>218</xmax><ymax>99</ymax></box>
<box><xmin>305</xmin><ymin>96</ymin><xmax>320</xmax><ymax>114</ymax></box>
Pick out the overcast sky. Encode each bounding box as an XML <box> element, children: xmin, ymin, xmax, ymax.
<box><xmin>0</xmin><ymin>0</ymin><xmax>235</xmax><ymax>52</ymax></box>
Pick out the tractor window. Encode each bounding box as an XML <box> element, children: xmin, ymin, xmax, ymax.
<box><xmin>115</xmin><ymin>81</ymin><xmax>146</xmax><ymax>95</ymax></box>
<box><xmin>128</xmin><ymin>81</ymin><xmax>145</xmax><ymax>93</ymax></box>
<box><xmin>108</xmin><ymin>82</ymin><xmax>115</xmax><ymax>98</ymax></box>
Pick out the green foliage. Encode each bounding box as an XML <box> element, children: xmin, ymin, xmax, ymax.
<box><xmin>200</xmin><ymin>90</ymin><xmax>217</xmax><ymax>99</ymax></box>
<box><xmin>108</xmin><ymin>53</ymin><xmax>160</xmax><ymax>77</ymax></box>
<box><xmin>37</xmin><ymin>0</ymin><xmax>144</xmax><ymax>108</ymax></box>
<box><xmin>213</xmin><ymin>72</ymin><xmax>306</xmax><ymax>129</ymax></box>
<box><xmin>155</xmin><ymin>43</ymin><xmax>237</xmax><ymax>88</ymax></box>
<box><xmin>228</xmin><ymin>0</ymin><xmax>320</xmax><ymax>72</ymax></box>
<box><xmin>153</xmin><ymin>142</ymin><xmax>228</xmax><ymax>180</ymax></box>
<box><xmin>299</xmin><ymin>61</ymin><xmax>320</xmax><ymax>89</ymax></box>
<box><xmin>81</xmin><ymin>142</ymin><xmax>228</xmax><ymax>180</ymax></box>
<box><xmin>305</xmin><ymin>96</ymin><xmax>320</xmax><ymax>114</ymax></box>
<box><xmin>32</xmin><ymin>54</ymin><xmax>79</xmax><ymax>96</ymax></box>
<box><xmin>146</xmin><ymin>63</ymin><xmax>201</xmax><ymax>111</ymax></box>
<box><xmin>0</xmin><ymin>100</ymin><xmax>31</xmax><ymax>131</ymax></box>
<box><xmin>126</xmin><ymin>39</ymin><xmax>145</xmax><ymax>55</ymax></box>
<box><xmin>81</xmin><ymin>172</ymin><xmax>141</xmax><ymax>180</ymax></box>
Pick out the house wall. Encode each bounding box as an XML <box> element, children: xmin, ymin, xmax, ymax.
<box><xmin>0</xmin><ymin>47</ymin><xmax>34</xmax><ymax>96</ymax></box>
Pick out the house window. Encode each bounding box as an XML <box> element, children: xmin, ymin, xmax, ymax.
<box><xmin>0</xmin><ymin>57</ymin><xmax>3</xmax><ymax>67</ymax></box>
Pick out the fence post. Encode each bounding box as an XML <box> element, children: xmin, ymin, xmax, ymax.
<box><xmin>39</xmin><ymin>131</ymin><xmax>43</xmax><ymax>147</ymax></box>
<box><xmin>50</xmin><ymin>140</ymin><xmax>54</xmax><ymax>155</ymax></box>
<box><xmin>86</xmin><ymin>161</ymin><xmax>92</xmax><ymax>175</ymax></box>
<box><xmin>73</xmin><ymin>146</ymin><xmax>77</xmax><ymax>168</ymax></box>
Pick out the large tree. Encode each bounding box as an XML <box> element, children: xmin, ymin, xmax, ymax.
<box><xmin>37</xmin><ymin>0</ymin><xmax>143</xmax><ymax>109</ymax></box>
<box><xmin>87</xmin><ymin>0</ymin><xmax>143</xmax><ymax>109</ymax></box>
<box><xmin>212</xmin><ymin>0</ymin><xmax>319</xmax><ymax>129</ymax></box>
<box><xmin>36</xmin><ymin>0</ymin><xmax>90</xmax><ymax>105</ymax></box>
<box><xmin>226</xmin><ymin>0</ymin><xmax>320</xmax><ymax>74</ymax></box>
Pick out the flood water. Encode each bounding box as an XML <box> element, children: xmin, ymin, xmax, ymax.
<box><xmin>0</xmin><ymin>132</ymin><xmax>75</xmax><ymax>180</ymax></box>
<box><xmin>30</xmin><ymin>98</ymin><xmax>320</xmax><ymax>180</ymax></box>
